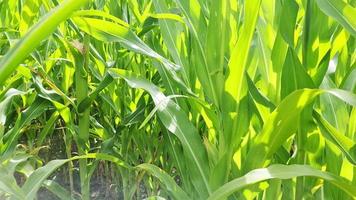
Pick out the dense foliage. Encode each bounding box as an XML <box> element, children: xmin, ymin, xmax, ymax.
<box><xmin>0</xmin><ymin>0</ymin><xmax>356</xmax><ymax>199</ymax></box>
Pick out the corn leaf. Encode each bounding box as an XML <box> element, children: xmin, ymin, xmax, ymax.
<box><xmin>0</xmin><ymin>0</ymin><xmax>88</xmax><ymax>85</ymax></box>
<box><xmin>208</xmin><ymin>164</ymin><xmax>356</xmax><ymax>200</ymax></box>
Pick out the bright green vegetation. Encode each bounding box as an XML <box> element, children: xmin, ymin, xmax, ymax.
<box><xmin>0</xmin><ymin>0</ymin><xmax>356</xmax><ymax>199</ymax></box>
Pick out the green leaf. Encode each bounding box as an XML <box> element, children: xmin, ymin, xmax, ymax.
<box><xmin>279</xmin><ymin>0</ymin><xmax>299</xmax><ymax>46</ymax></box>
<box><xmin>0</xmin><ymin>0</ymin><xmax>89</xmax><ymax>85</ymax></box>
<box><xmin>1</xmin><ymin>98</ymin><xmax>52</xmax><ymax>157</ymax></box>
<box><xmin>205</xmin><ymin>0</ymin><xmax>229</xmax><ymax>104</ymax></box>
<box><xmin>174</xmin><ymin>0</ymin><xmax>219</xmax><ymax>106</ymax></box>
<box><xmin>208</xmin><ymin>164</ymin><xmax>356</xmax><ymax>200</ymax></box>
<box><xmin>77</xmin><ymin>73</ymin><xmax>114</xmax><ymax>113</ymax></box>
<box><xmin>19</xmin><ymin>0</ymin><xmax>41</xmax><ymax>34</ymax></box>
<box><xmin>246</xmin><ymin>73</ymin><xmax>275</xmax><ymax>110</ymax></box>
<box><xmin>108</xmin><ymin>69</ymin><xmax>211</xmax><ymax>196</ymax></box>
<box><xmin>281</xmin><ymin>48</ymin><xmax>315</xmax><ymax>99</ymax></box>
<box><xmin>36</xmin><ymin>111</ymin><xmax>60</xmax><ymax>146</ymax></box>
<box><xmin>244</xmin><ymin>88</ymin><xmax>356</xmax><ymax>171</ymax></box>
<box><xmin>20</xmin><ymin>153</ymin><xmax>126</xmax><ymax>200</ymax></box>
<box><xmin>136</xmin><ymin>164</ymin><xmax>190</xmax><ymax>200</ymax></box>
<box><xmin>315</xmin><ymin>0</ymin><xmax>356</xmax><ymax>35</ymax></box>
<box><xmin>72</xmin><ymin>16</ymin><xmax>191</xmax><ymax>95</ymax></box>
<box><xmin>312</xmin><ymin>51</ymin><xmax>331</xmax><ymax>86</ymax></box>
<box><xmin>22</xmin><ymin>159</ymin><xmax>69</xmax><ymax>200</ymax></box>
<box><xmin>0</xmin><ymin>89</ymin><xmax>28</xmax><ymax>126</ymax></box>
<box><xmin>43</xmin><ymin>180</ymin><xmax>77</xmax><ymax>200</ymax></box>
<box><xmin>313</xmin><ymin>111</ymin><xmax>356</xmax><ymax>165</ymax></box>
<box><xmin>73</xmin><ymin>10</ymin><xmax>130</xmax><ymax>27</ymax></box>
<box><xmin>0</xmin><ymin>154</ymin><xmax>28</xmax><ymax>199</ymax></box>
<box><xmin>224</xmin><ymin>0</ymin><xmax>262</xmax><ymax>112</ymax></box>
<box><xmin>152</xmin><ymin>0</ymin><xmax>188</xmax><ymax>80</ymax></box>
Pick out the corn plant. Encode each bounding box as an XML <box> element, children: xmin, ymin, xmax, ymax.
<box><xmin>0</xmin><ymin>0</ymin><xmax>356</xmax><ymax>199</ymax></box>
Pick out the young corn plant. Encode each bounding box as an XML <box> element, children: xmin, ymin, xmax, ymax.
<box><xmin>0</xmin><ymin>0</ymin><xmax>356</xmax><ymax>199</ymax></box>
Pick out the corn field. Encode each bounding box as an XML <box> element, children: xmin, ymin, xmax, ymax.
<box><xmin>0</xmin><ymin>0</ymin><xmax>355</xmax><ymax>199</ymax></box>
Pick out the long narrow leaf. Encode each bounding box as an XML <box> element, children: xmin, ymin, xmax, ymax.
<box><xmin>208</xmin><ymin>164</ymin><xmax>356</xmax><ymax>200</ymax></box>
<box><xmin>0</xmin><ymin>0</ymin><xmax>88</xmax><ymax>85</ymax></box>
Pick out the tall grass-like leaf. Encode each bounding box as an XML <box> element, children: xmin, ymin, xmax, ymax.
<box><xmin>208</xmin><ymin>164</ymin><xmax>356</xmax><ymax>200</ymax></box>
<box><xmin>224</xmin><ymin>0</ymin><xmax>261</xmax><ymax>111</ymax></box>
<box><xmin>1</xmin><ymin>1</ymin><xmax>356</xmax><ymax>199</ymax></box>
<box><xmin>152</xmin><ymin>0</ymin><xmax>188</xmax><ymax>82</ymax></box>
<box><xmin>0</xmin><ymin>155</ymin><xmax>27</xmax><ymax>199</ymax></box>
<box><xmin>205</xmin><ymin>0</ymin><xmax>229</xmax><ymax>105</ymax></box>
<box><xmin>72</xmin><ymin>16</ymin><xmax>191</xmax><ymax>94</ymax></box>
<box><xmin>42</xmin><ymin>180</ymin><xmax>76</xmax><ymax>200</ymax></box>
<box><xmin>19</xmin><ymin>0</ymin><xmax>41</xmax><ymax>35</ymax></box>
<box><xmin>244</xmin><ymin>89</ymin><xmax>356</xmax><ymax>171</ymax></box>
<box><xmin>279</xmin><ymin>0</ymin><xmax>299</xmax><ymax>47</ymax></box>
<box><xmin>315</xmin><ymin>0</ymin><xmax>356</xmax><ymax>35</ymax></box>
<box><xmin>0</xmin><ymin>89</ymin><xmax>27</xmax><ymax>131</ymax></box>
<box><xmin>21</xmin><ymin>159</ymin><xmax>69</xmax><ymax>200</ymax></box>
<box><xmin>73</xmin><ymin>10</ymin><xmax>130</xmax><ymax>27</ymax></box>
<box><xmin>174</xmin><ymin>0</ymin><xmax>219</xmax><ymax>106</ymax></box>
<box><xmin>214</xmin><ymin>0</ymin><xmax>261</xmax><ymax>190</ymax></box>
<box><xmin>108</xmin><ymin>69</ymin><xmax>211</xmax><ymax>196</ymax></box>
<box><xmin>281</xmin><ymin>48</ymin><xmax>315</xmax><ymax>99</ymax></box>
<box><xmin>0</xmin><ymin>0</ymin><xmax>89</xmax><ymax>85</ymax></box>
<box><xmin>1</xmin><ymin>98</ymin><xmax>51</xmax><ymax>157</ymax></box>
<box><xmin>136</xmin><ymin>164</ymin><xmax>190</xmax><ymax>200</ymax></box>
<box><xmin>36</xmin><ymin>111</ymin><xmax>59</xmax><ymax>146</ymax></box>
<box><xmin>314</xmin><ymin>111</ymin><xmax>356</xmax><ymax>164</ymax></box>
<box><xmin>15</xmin><ymin>153</ymin><xmax>126</xmax><ymax>200</ymax></box>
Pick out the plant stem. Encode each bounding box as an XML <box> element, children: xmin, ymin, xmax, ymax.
<box><xmin>63</xmin><ymin>127</ymin><xmax>74</xmax><ymax>195</ymax></box>
<box><xmin>295</xmin><ymin>108</ymin><xmax>310</xmax><ymax>200</ymax></box>
<box><xmin>76</xmin><ymin>34</ymin><xmax>91</xmax><ymax>200</ymax></box>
